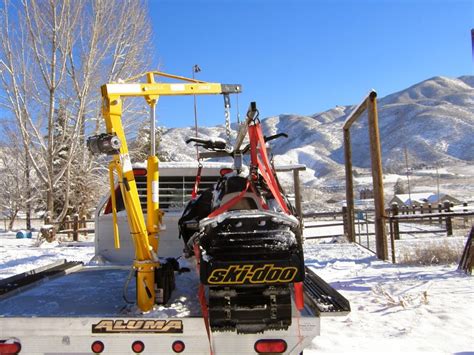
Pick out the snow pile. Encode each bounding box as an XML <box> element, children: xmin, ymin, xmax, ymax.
<box><xmin>0</xmin><ymin>231</ymin><xmax>95</xmax><ymax>279</ymax></box>
<box><xmin>304</xmin><ymin>242</ymin><xmax>473</xmax><ymax>355</ymax></box>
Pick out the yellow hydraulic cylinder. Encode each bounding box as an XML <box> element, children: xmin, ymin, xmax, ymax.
<box><xmin>134</xmin><ymin>260</ymin><xmax>159</xmax><ymax>312</ymax></box>
<box><xmin>145</xmin><ymin>72</ymin><xmax>161</xmax><ymax>254</ymax></box>
<box><xmin>146</xmin><ymin>155</ymin><xmax>160</xmax><ymax>253</ymax></box>
<box><xmin>108</xmin><ymin>161</ymin><xmax>120</xmax><ymax>249</ymax></box>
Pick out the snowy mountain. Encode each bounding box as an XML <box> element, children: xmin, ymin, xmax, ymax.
<box><xmin>159</xmin><ymin>76</ymin><xmax>474</xmax><ymax>186</ymax></box>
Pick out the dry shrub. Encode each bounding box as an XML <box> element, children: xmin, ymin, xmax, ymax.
<box><xmin>372</xmin><ymin>284</ymin><xmax>429</xmax><ymax>308</ymax></box>
<box><xmin>398</xmin><ymin>239</ymin><xmax>464</xmax><ymax>265</ymax></box>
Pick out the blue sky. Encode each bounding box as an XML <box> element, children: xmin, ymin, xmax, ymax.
<box><xmin>149</xmin><ymin>0</ymin><xmax>473</xmax><ymax>128</ymax></box>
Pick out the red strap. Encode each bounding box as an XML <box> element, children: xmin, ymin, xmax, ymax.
<box><xmin>192</xmin><ymin>165</ymin><xmax>203</xmax><ymax>199</ymax></box>
<box><xmin>294</xmin><ymin>282</ymin><xmax>304</xmax><ymax>311</ymax></box>
<box><xmin>198</xmin><ymin>284</ymin><xmax>213</xmax><ymax>355</ymax></box>
<box><xmin>207</xmin><ymin>180</ymin><xmax>250</xmax><ymax>218</ymax></box>
<box><xmin>248</xmin><ymin>124</ymin><xmax>290</xmax><ymax>214</ymax></box>
<box><xmin>193</xmin><ymin>243</ymin><xmax>214</xmax><ymax>355</ymax></box>
<box><xmin>255</xmin><ymin>127</ymin><xmax>290</xmax><ymax>214</ymax></box>
<box><xmin>249</xmin><ymin>181</ymin><xmax>269</xmax><ymax>210</ymax></box>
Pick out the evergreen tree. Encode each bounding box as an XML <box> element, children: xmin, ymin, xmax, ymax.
<box><xmin>394</xmin><ymin>178</ymin><xmax>406</xmax><ymax>195</ymax></box>
<box><xmin>131</xmin><ymin>123</ymin><xmax>170</xmax><ymax>163</ymax></box>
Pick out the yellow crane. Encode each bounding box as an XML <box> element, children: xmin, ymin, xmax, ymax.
<box><xmin>88</xmin><ymin>71</ymin><xmax>241</xmax><ymax>311</ymax></box>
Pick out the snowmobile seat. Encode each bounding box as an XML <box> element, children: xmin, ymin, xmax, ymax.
<box><xmin>219</xmin><ymin>192</ymin><xmax>262</xmax><ymax>211</ymax></box>
<box><xmin>222</xmin><ymin>176</ymin><xmax>247</xmax><ymax>195</ymax></box>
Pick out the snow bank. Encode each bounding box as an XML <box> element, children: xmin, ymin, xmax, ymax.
<box><xmin>304</xmin><ymin>242</ymin><xmax>473</xmax><ymax>355</ymax></box>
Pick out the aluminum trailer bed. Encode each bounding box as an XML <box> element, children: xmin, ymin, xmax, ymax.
<box><xmin>0</xmin><ymin>264</ymin><xmax>322</xmax><ymax>355</ymax></box>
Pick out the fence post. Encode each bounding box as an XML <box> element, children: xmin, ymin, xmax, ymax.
<box><xmin>73</xmin><ymin>214</ymin><xmax>79</xmax><ymax>241</ymax></box>
<box><xmin>463</xmin><ymin>202</ymin><xmax>468</xmax><ymax>227</ymax></box>
<box><xmin>428</xmin><ymin>203</ymin><xmax>432</xmax><ymax>223</ymax></box>
<box><xmin>389</xmin><ymin>219</ymin><xmax>396</xmax><ymax>264</ymax></box>
<box><xmin>367</xmin><ymin>92</ymin><xmax>388</xmax><ymax>260</ymax></box>
<box><xmin>342</xmin><ymin>206</ymin><xmax>351</xmax><ymax>241</ymax></box>
<box><xmin>65</xmin><ymin>215</ymin><xmax>72</xmax><ymax>240</ymax></box>
<box><xmin>81</xmin><ymin>215</ymin><xmax>87</xmax><ymax>237</ymax></box>
<box><xmin>438</xmin><ymin>203</ymin><xmax>443</xmax><ymax>224</ymax></box>
<box><xmin>444</xmin><ymin>201</ymin><xmax>452</xmax><ymax>236</ymax></box>
<box><xmin>391</xmin><ymin>203</ymin><xmax>400</xmax><ymax>240</ymax></box>
<box><xmin>412</xmin><ymin>205</ymin><xmax>416</xmax><ymax>215</ymax></box>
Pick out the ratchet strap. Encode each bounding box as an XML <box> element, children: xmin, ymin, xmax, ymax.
<box><xmin>207</xmin><ymin>180</ymin><xmax>250</xmax><ymax>218</ymax></box>
<box><xmin>207</xmin><ymin>121</ymin><xmax>289</xmax><ymax>218</ymax></box>
<box><xmin>191</xmin><ymin>163</ymin><xmax>203</xmax><ymax>199</ymax></box>
<box><xmin>248</xmin><ymin>123</ymin><xmax>290</xmax><ymax>214</ymax></box>
<box><xmin>193</xmin><ymin>243</ymin><xmax>214</xmax><ymax>355</ymax></box>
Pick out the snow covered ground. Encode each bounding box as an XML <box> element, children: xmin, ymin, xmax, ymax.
<box><xmin>304</xmin><ymin>242</ymin><xmax>473</xmax><ymax>355</ymax></box>
<box><xmin>0</xmin><ymin>227</ymin><xmax>472</xmax><ymax>354</ymax></box>
<box><xmin>0</xmin><ymin>231</ymin><xmax>95</xmax><ymax>279</ymax></box>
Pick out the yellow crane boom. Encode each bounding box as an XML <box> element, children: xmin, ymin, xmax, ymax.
<box><xmin>92</xmin><ymin>71</ymin><xmax>241</xmax><ymax>311</ymax></box>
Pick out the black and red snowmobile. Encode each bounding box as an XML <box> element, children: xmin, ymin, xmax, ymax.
<box><xmin>179</xmin><ymin>102</ymin><xmax>305</xmax><ymax>334</ymax></box>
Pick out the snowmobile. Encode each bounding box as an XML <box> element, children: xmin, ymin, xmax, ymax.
<box><xmin>179</xmin><ymin>102</ymin><xmax>306</xmax><ymax>334</ymax></box>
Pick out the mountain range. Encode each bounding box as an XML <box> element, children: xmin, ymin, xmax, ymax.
<box><xmin>158</xmin><ymin>75</ymin><xmax>474</xmax><ymax>187</ymax></box>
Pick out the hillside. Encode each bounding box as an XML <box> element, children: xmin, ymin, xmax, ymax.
<box><xmin>159</xmin><ymin>76</ymin><xmax>474</xmax><ymax>189</ymax></box>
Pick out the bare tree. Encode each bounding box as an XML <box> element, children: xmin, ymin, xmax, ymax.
<box><xmin>0</xmin><ymin>0</ymin><xmax>153</xmax><ymax>221</ymax></box>
<box><xmin>0</xmin><ymin>123</ymin><xmax>39</xmax><ymax>230</ymax></box>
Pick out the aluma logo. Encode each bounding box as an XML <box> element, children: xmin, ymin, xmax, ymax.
<box><xmin>207</xmin><ymin>264</ymin><xmax>298</xmax><ymax>285</ymax></box>
<box><xmin>92</xmin><ymin>320</ymin><xmax>183</xmax><ymax>333</ymax></box>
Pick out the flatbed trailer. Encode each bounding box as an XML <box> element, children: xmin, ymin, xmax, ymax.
<box><xmin>0</xmin><ymin>262</ymin><xmax>348</xmax><ymax>355</ymax></box>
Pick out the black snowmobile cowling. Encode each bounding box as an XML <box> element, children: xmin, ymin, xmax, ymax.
<box><xmin>179</xmin><ymin>170</ymin><xmax>306</xmax><ymax>333</ymax></box>
<box><xmin>197</xmin><ymin>210</ymin><xmax>305</xmax><ymax>286</ymax></box>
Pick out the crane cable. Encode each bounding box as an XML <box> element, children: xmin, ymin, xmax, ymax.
<box><xmin>223</xmin><ymin>94</ymin><xmax>231</xmax><ymax>144</ymax></box>
<box><xmin>236</xmin><ymin>93</ymin><xmax>241</xmax><ymax>124</ymax></box>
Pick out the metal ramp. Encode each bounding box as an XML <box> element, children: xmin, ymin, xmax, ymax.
<box><xmin>0</xmin><ymin>259</ymin><xmax>83</xmax><ymax>299</ymax></box>
<box><xmin>303</xmin><ymin>266</ymin><xmax>351</xmax><ymax>317</ymax></box>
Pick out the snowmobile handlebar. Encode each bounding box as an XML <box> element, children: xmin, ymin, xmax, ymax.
<box><xmin>264</xmin><ymin>132</ymin><xmax>288</xmax><ymax>142</ymax></box>
<box><xmin>186</xmin><ymin>132</ymin><xmax>288</xmax><ymax>156</ymax></box>
<box><xmin>186</xmin><ymin>137</ymin><xmax>228</xmax><ymax>151</ymax></box>
<box><xmin>241</xmin><ymin>132</ymin><xmax>288</xmax><ymax>154</ymax></box>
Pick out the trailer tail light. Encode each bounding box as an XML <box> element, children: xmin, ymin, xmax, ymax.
<box><xmin>91</xmin><ymin>340</ymin><xmax>104</xmax><ymax>354</ymax></box>
<box><xmin>131</xmin><ymin>340</ymin><xmax>145</xmax><ymax>353</ymax></box>
<box><xmin>254</xmin><ymin>339</ymin><xmax>287</xmax><ymax>354</ymax></box>
<box><xmin>172</xmin><ymin>340</ymin><xmax>185</xmax><ymax>353</ymax></box>
<box><xmin>0</xmin><ymin>339</ymin><xmax>21</xmax><ymax>354</ymax></box>
<box><xmin>133</xmin><ymin>168</ymin><xmax>147</xmax><ymax>176</ymax></box>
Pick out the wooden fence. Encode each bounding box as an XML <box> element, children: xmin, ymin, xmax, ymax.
<box><xmin>388</xmin><ymin>201</ymin><xmax>473</xmax><ymax>239</ymax></box>
<box><xmin>42</xmin><ymin>214</ymin><xmax>94</xmax><ymax>242</ymax></box>
<box><xmin>304</xmin><ymin>202</ymin><xmax>474</xmax><ymax>261</ymax></box>
<box><xmin>386</xmin><ymin>202</ymin><xmax>474</xmax><ymax>263</ymax></box>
